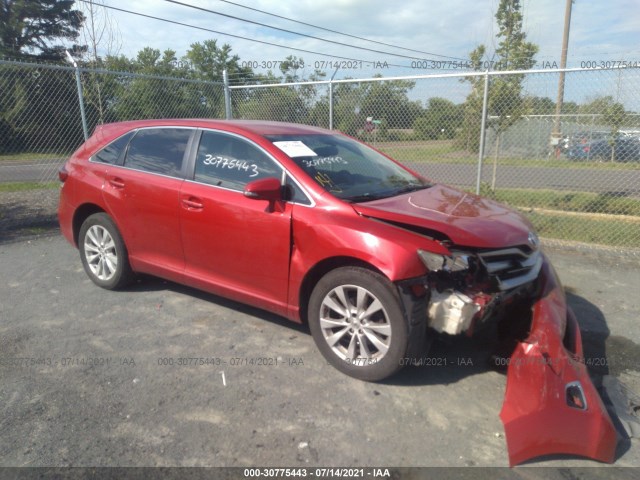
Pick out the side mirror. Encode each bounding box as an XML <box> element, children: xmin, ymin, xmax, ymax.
<box><xmin>243</xmin><ymin>177</ymin><xmax>283</xmax><ymax>202</ymax></box>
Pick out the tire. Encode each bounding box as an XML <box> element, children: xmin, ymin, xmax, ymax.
<box><xmin>308</xmin><ymin>267</ymin><xmax>410</xmax><ymax>381</ymax></box>
<box><xmin>79</xmin><ymin>213</ymin><xmax>133</xmax><ymax>290</ymax></box>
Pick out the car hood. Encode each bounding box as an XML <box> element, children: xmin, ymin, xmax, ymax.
<box><xmin>352</xmin><ymin>183</ymin><xmax>534</xmax><ymax>249</ymax></box>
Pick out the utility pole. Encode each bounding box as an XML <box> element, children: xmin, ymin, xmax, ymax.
<box><xmin>551</xmin><ymin>0</ymin><xmax>573</xmax><ymax>155</ymax></box>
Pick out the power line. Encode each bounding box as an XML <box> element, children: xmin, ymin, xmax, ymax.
<box><xmin>79</xmin><ymin>1</ymin><xmax>428</xmax><ymax>70</ymax></box>
<box><xmin>163</xmin><ymin>0</ymin><xmax>464</xmax><ymax>63</ymax></box>
<box><xmin>213</xmin><ymin>0</ymin><xmax>468</xmax><ymax>62</ymax></box>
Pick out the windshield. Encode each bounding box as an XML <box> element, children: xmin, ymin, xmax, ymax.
<box><xmin>266</xmin><ymin>134</ymin><xmax>431</xmax><ymax>202</ymax></box>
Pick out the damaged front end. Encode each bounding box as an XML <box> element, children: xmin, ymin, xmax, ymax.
<box><xmin>418</xmin><ymin>247</ymin><xmax>618</xmax><ymax>465</ymax></box>
<box><xmin>418</xmin><ymin>245</ymin><xmax>542</xmax><ymax>336</ymax></box>
<box><xmin>499</xmin><ymin>257</ymin><xmax>617</xmax><ymax>466</ymax></box>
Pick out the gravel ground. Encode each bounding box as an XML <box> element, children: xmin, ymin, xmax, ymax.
<box><xmin>0</xmin><ymin>188</ymin><xmax>60</xmax><ymax>244</ymax></box>
<box><xmin>1</xmin><ymin>188</ymin><xmax>639</xmax><ymax>478</ymax></box>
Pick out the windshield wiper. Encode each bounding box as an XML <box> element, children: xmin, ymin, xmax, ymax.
<box><xmin>393</xmin><ymin>183</ymin><xmax>432</xmax><ymax>195</ymax></box>
<box><xmin>343</xmin><ymin>192</ymin><xmax>391</xmax><ymax>203</ymax></box>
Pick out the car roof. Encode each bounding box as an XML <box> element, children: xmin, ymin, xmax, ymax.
<box><xmin>92</xmin><ymin>119</ymin><xmax>332</xmax><ymax>141</ymax></box>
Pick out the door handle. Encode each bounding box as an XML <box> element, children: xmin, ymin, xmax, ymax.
<box><xmin>182</xmin><ymin>197</ymin><xmax>204</xmax><ymax>210</ymax></box>
<box><xmin>108</xmin><ymin>177</ymin><xmax>125</xmax><ymax>189</ymax></box>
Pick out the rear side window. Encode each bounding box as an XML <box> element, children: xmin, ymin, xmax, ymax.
<box><xmin>194</xmin><ymin>130</ymin><xmax>281</xmax><ymax>190</ymax></box>
<box><xmin>93</xmin><ymin>131</ymin><xmax>135</xmax><ymax>165</ymax></box>
<box><xmin>124</xmin><ymin>128</ymin><xmax>192</xmax><ymax>177</ymax></box>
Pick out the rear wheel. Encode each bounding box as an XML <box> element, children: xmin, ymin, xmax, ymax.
<box><xmin>79</xmin><ymin>213</ymin><xmax>133</xmax><ymax>290</ymax></box>
<box><xmin>308</xmin><ymin>267</ymin><xmax>410</xmax><ymax>381</ymax></box>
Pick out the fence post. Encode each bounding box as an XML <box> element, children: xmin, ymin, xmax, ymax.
<box><xmin>65</xmin><ymin>51</ymin><xmax>89</xmax><ymax>140</ymax></box>
<box><xmin>75</xmin><ymin>66</ymin><xmax>89</xmax><ymax>140</ymax></box>
<box><xmin>329</xmin><ymin>67</ymin><xmax>339</xmax><ymax>130</ymax></box>
<box><xmin>475</xmin><ymin>70</ymin><xmax>490</xmax><ymax>195</ymax></box>
<box><xmin>329</xmin><ymin>81</ymin><xmax>334</xmax><ymax>130</ymax></box>
<box><xmin>223</xmin><ymin>69</ymin><xmax>232</xmax><ymax>120</ymax></box>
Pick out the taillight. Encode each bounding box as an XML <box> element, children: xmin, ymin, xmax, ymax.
<box><xmin>58</xmin><ymin>164</ymin><xmax>69</xmax><ymax>182</ymax></box>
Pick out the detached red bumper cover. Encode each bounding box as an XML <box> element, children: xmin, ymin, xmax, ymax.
<box><xmin>500</xmin><ymin>256</ymin><xmax>618</xmax><ymax>466</ymax></box>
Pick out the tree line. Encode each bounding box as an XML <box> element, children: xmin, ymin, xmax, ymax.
<box><xmin>0</xmin><ymin>0</ymin><xmax>634</xmax><ymax>156</ymax></box>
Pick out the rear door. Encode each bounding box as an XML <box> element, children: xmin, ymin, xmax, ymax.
<box><xmin>179</xmin><ymin>129</ymin><xmax>293</xmax><ymax>315</ymax></box>
<box><xmin>102</xmin><ymin>127</ymin><xmax>194</xmax><ymax>279</ymax></box>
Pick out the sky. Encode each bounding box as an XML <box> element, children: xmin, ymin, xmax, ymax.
<box><xmin>84</xmin><ymin>0</ymin><xmax>640</xmax><ymax>76</ymax></box>
<box><xmin>78</xmin><ymin>0</ymin><xmax>640</xmax><ymax>107</ymax></box>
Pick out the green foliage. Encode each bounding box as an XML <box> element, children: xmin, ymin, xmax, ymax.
<box><xmin>185</xmin><ymin>39</ymin><xmax>254</xmax><ymax>85</ymax></box>
<box><xmin>456</xmin><ymin>0</ymin><xmax>539</xmax><ymax>151</ymax></box>
<box><xmin>522</xmin><ymin>96</ymin><xmax>556</xmax><ymax>114</ymax></box>
<box><xmin>413</xmin><ymin>98</ymin><xmax>462</xmax><ymax>140</ymax></box>
<box><xmin>0</xmin><ymin>0</ymin><xmax>85</xmax><ymax>61</ymax></box>
<box><xmin>0</xmin><ymin>64</ymin><xmax>84</xmax><ymax>152</ymax></box>
<box><xmin>235</xmin><ymin>55</ymin><xmax>326</xmax><ymax>125</ymax></box>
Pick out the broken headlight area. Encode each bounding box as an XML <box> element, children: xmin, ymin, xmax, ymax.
<box><xmin>417</xmin><ymin>246</ymin><xmax>542</xmax><ymax>337</ymax></box>
<box><xmin>413</xmin><ymin>249</ymin><xmax>618</xmax><ymax>465</ymax></box>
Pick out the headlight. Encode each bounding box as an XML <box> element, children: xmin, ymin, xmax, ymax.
<box><xmin>418</xmin><ymin>250</ymin><xmax>470</xmax><ymax>273</ymax></box>
<box><xmin>527</xmin><ymin>231</ymin><xmax>540</xmax><ymax>250</ymax></box>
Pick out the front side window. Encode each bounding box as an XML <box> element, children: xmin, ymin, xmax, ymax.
<box><xmin>266</xmin><ymin>134</ymin><xmax>431</xmax><ymax>202</ymax></box>
<box><xmin>194</xmin><ymin>130</ymin><xmax>281</xmax><ymax>190</ymax></box>
<box><xmin>124</xmin><ymin>128</ymin><xmax>192</xmax><ymax>177</ymax></box>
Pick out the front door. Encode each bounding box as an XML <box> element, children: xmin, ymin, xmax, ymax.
<box><xmin>180</xmin><ymin>130</ymin><xmax>292</xmax><ymax>315</ymax></box>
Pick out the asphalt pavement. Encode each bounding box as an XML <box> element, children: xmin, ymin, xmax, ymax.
<box><xmin>2</xmin><ymin>158</ymin><xmax>640</xmax><ymax>199</ymax></box>
<box><xmin>0</xmin><ymin>232</ymin><xmax>639</xmax><ymax>475</ymax></box>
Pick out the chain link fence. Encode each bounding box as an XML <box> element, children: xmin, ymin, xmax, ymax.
<box><xmin>0</xmin><ymin>59</ymin><xmax>225</xmax><ymax>183</ymax></box>
<box><xmin>230</xmin><ymin>67</ymin><xmax>640</xmax><ymax>254</ymax></box>
<box><xmin>1</xmin><ymin>58</ymin><xmax>639</xmax><ymax>254</ymax></box>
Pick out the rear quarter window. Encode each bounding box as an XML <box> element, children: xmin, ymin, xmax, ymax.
<box><xmin>124</xmin><ymin>128</ymin><xmax>193</xmax><ymax>177</ymax></box>
<box><xmin>92</xmin><ymin>131</ymin><xmax>135</xmax><ymax>165</ymax></box>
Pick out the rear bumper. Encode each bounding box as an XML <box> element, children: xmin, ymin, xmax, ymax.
<box><xmin>57</xmin><ymin>191</ymin><xmax>75</xmax><ymax>247</ymax></box>
<box><xmin>500</xmin><ymin>256</ymin><xmax>618</xmax><ymax>466</ymax></box>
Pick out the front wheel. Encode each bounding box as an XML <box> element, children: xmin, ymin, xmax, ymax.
<box><xmin>308</xmin><ymin>267</ymin><xmax>410</xmax><ymax>381</ymax></box>
<box><xmin>79</xmin><ymin>213</ymin><xmax>133</xmax><ymax>290</ymax></box>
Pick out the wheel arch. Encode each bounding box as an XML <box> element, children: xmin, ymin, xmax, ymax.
<box><xmin>72</xmin><ymin>203</ymin><xmax>107</xmax><ymax>247</ymax></box>
<box><xmin>297</xmin><ymin>256</ymin><xmax>385</xmax><ymax>325</ymax></box>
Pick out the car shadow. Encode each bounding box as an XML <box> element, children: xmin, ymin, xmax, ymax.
<box><xmin>121</xmin><ymin>274</ymin><xmax>309</xmax><ymax>335</ymax></box>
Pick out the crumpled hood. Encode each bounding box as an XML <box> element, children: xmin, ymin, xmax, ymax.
<box><xmin>352</xmin><ymin>183</ymin><xmax>535</xmax><ymax>249</ymax></box>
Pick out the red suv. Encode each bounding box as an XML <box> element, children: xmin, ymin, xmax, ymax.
<box><xmin>59</xmin><ymin>119</ymin><xmax>616</xmax><ymax>464</ymax></box>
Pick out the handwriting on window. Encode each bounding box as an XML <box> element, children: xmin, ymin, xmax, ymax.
<box><xmin>203</xmin><ymin>155</ymin><xmax>259</xmax><ymax>177</ymax></box>
<box><xmin>303</xmin><ymin>156</ymin><xmax>347</xmax><ymax>168</ymax></box>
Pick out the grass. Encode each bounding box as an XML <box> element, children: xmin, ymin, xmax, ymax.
<box><xmin>526</xmin><ymin>211</ymin><xmax>640</xmax><ymax>248</ymax></box>
<box><xmin>480</xmin><ymin>187</ymin><xmax>640</xmax><ymax>217</ymax></box>
<box><xmin>0</xmin><ymin>152</ymin><xmax>67</xmax><ymax>162</ymax></box>
<box><xmin>377</xmin><ymin>141</ymin><xmax>640</xmax><ymax>170</ymax></box>
<box><xmin>0</xmin><ymin>182</ymin><xmax>59</xmax><ymax>192</ymax></box>
<box><xmin>464</xmin><ymin>185</ymin><xmax>640</xmax><ymax>248</ymax></box>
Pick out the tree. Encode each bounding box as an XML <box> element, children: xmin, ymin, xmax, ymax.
<box><xmin>109</xmin><ymin>48</ymin><xmax>201</xmax><ymax>120</ymax></box>
<box><xmin>0</xmin><ymin>0</ymin><xmax>85</xmax><ymax>61</ymax></box>
<box><xmin>603</xmin><ymin>101</ymin><xmax>627</xmax><ymax>162</ymax></box>
<box><xmin>1</xmin><ymin>1</ymin><xmax>87</xmax><ymax>153</ymax></box>
<box><xmin>522</xmin><ymin>96</ymin><xmax>556</xmax><ymax>115</ymax></box>
<box><xmin>78</xmin><ymin>0</ymin><xmax>121</xmax><ymax>124</ymax></box>
<box><xmin>458</xmin><ymin>0</ymin><xmax>538</xmax><ymax>144</ymax></box>
<box><xmin>235</xmin><ymin>56</ymin><xmax>328</xmax><ymax>125</ymax></box>
<box><xmin>185</xmin><ymin>39</ymin><xmax>253</xmax><ymax>84</ymax></box>
<box><xmin>413</xmin><ymin>98</ymin><xmax>462</xmax><ymax>140</ymax></box>
<box><xmin>457</xmin><ymin>0</ymin><xmax>538</xmax><ymax>188</ymax></box>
